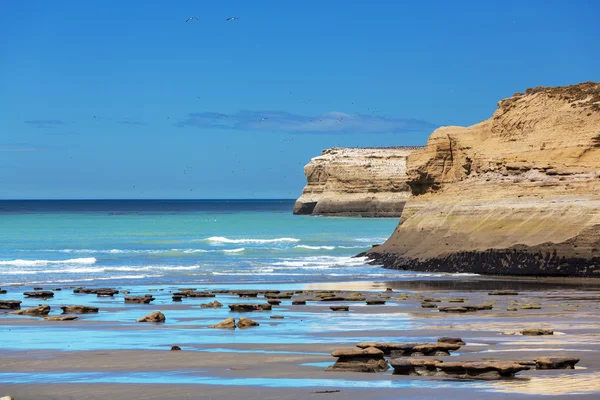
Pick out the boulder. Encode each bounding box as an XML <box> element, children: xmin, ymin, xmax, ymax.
<box><xmin>438</xmin><ymin>337</ymin><xmax>465</xmax><ymax>345</ymax></box>
<box><xmin>521</xmin><ymin>328</ymin><xmax>553</xmax><ymax>336</ymax></box>
<box><xmin>0</xmin><ymin>396</ymin><xmax>15</xmax><ymax>400</ymax></box>
<box><xmin>53</xmin><ymin>288</ymin><xmax>62</xmax><ymax>291</ymax></box>
<box><xmin>44</xmin><ymin>315</ymin><xmax>78</xmax><ymax>321</ymax></box>
<box><xmin>228</xmin><ymin>303</ymin><xmax>272</xmax><ymax>312</ymax></box>
<box><xmin>172</xmin><ymin>295</ymin><xmax>183</xmax><ymax>302</ymax></box>
<box><xmin>267</xmin><ymin>299</ymin><xmax>281</xmax><ymax>305</ymax></box>
<box><xmin>170</xmin><ymin>345</ymin><xmax>182</xmax><ymax>351</ymax></box>
<box><xmin>0</xmin><ymin>300</ymin><xmax>22</xmax><ymax>310</ymax></box>
<box><xmin>421</xmin><ymin>302</ymin><xmax>437</xmax><ymax>308</ymax></box>
<box><xmin>209</xmin><ymin>317</ymin><xmax>236</xmax><ymax>329</ymax></box>
<box><xmin>326</xmin><ymin>347</ymin><xmax>389</xmax><ymax>373</ymax></box>
<box><xmin>534</xmin><ymin>356</ymin><xmax>579</xmax><ymax>369</ymax></box>
<box><xmin>136</xmin><ymin>311</ymin><xmax>166</xmax><ymax>323</ymax></box>
<box><xmin>23</xmin><ymin>291</ymin><xmax>54</xmax><ymax>298</ymax></box>
<box><xmin>330</xmin><ymin>306</ymin><xmax>349</xmax><ymax>312</ymax></box>
<box><xmin>10</xmin><ymin>304</ymin><xmax>50</xmax><ymax>316</ymax></box>
<box><xmin>60</xmin><ymin>305</ymin><xmax>99</xmax><ymax>314</ymax></box>
<box><xmin>489</xmin><ymin>291</ymin><xmax>519</xmax><ymax>296</ymax></box>
<box><xmin>365</xmin><ymin>300</ymin><xmax>386</xmax><ymax>305</ymax></box>
<box><xmin>292</xmin><ymin>300</ymin><xmax>306</xmax><ymax>305</ymax></box>
<box><xmin>200</xmin><ymin>300</ymin><xmax>223</xmax><ymax>308</ymax></box>
<box><xmin>125</xmin><ymin>296</ymin><xmax>154</xmax><ymax>304</ymax></box>
<box><xmin>0</xmin><ymin>289</ymin><xmax>7</xmax><ymax>294</ymax></box>
<box><xmin>237</xmin><ymin>317</ymin><xmax>260</xmax><ymax>329</ymax></box>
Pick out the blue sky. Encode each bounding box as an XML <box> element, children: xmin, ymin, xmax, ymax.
<box><xmin>1</xmin><ymin>0</ymin><xmax>598</xmax><ymax>199</ymax></box>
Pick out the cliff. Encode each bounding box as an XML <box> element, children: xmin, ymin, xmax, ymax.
<box><xmin>368</xmin><ymin>82</ymin><xmax>600</xmax><ymax>277</ymax></box>
<box><xmin>294</xmin><ymin>147</ymin><xmax>423</xmax><ymax>217</ymax></box>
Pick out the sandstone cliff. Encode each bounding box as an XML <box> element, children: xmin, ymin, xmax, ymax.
<box><xmin>368</xmin><ymin>82</ymin><xmax>600</xmax><ymax>277</ymax></box>
<box><xmin>294</xmin><ymin>147</ymin><xmax>423</xmax><ymax>217</ymax></box>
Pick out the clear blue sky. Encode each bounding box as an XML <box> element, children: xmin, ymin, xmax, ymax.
<box><xmin>1</xmin><ymin>0</ymin><xmax>598</xmax><ymax>199</ymax></box>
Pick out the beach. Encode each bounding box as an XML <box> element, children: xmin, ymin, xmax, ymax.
<box><xmin>2</xmin><ymin>278</ymin><xmax>600</xmax><ymax>399</ymax></box>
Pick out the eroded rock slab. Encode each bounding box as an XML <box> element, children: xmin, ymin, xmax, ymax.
<box><xmin>136</xmin><ymin>311</ymin><xmax>165</xmax><ymax>323</ymax></box>
<box><xmin>326</xmin><ymin>347</ymin><xmax>389</xmax><ymax>373</ymax></box>
<box><xmin>60</xmin><ymin>305</ymin><xmax>99</xmax><ymax>314</ymax></box>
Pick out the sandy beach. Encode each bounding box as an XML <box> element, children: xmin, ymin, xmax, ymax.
<box><xmin>2</xmin><ymin>277</ymin><xmax>600</xmax><ymax>399</ymax></box>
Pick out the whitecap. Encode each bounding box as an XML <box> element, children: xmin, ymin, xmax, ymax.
<box><xmin>0</xmin><ymin>257</ymin><xmax>97</xmax><ymax>267</ymax></box>
<box><xmin>222</xmin><ymin>248</ymin><xmax>245</xmax><ymax>253</ymax></box>
<box><xmin>204</xmin><ymin>236</ymin><xmax>300</xmax><ymax>244</ymax></box>
<box><xmin>294</xmin><ymin>245</ymin><xmax>336</xmax><ymax>250</ymax></box>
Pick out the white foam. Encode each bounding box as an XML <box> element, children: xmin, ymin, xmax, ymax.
<box><xmin>204</xmin><ymin>236</ymin><xmax>300</xmax><ymax>244</ymax></box>
<box><xmin>0</xmin><ymin>257</ymin><xmax>97</xmax><ymax>267</ymax></box>
<box><xmin>294</xmin><ymin>245</ymin><xmax>335</xmax><ymax>250</ymax></box>
<box><xmin>222</xmin><ymin>248</ymin><xmax>245</xmax><ymax>253</ymax></box>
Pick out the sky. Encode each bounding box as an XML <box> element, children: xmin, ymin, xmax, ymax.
<box><xmin>1</xmin><ymin>0</ymin><xmax>599</xmax><ymax>199</ymax></box>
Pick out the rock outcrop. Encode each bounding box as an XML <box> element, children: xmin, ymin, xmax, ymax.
<box><xmin>294</xmin><ymin>147</ymin><xmax>423</xmax><ymax>217</ymax></box>
<box><xmin>368</xmin><ymin>82</ymin><xmax>600</xmax><ymax>276</ymax></box>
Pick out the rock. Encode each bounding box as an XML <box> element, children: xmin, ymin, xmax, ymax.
<box><xmin>330</xmin><ymin>306</ymin><xmax>349</xmax><ymax>312</ymax></box>
<box><xmin>270</xmin><ymin>315</ymin><xmax>284</xmax><ymax>319</ymax></box>
<box><xmin>0</xmin><ymin>300</ymin><xmax>22</xmax><ymax>310</ymax></box>
<box><xmin>122</xmin><ymin>290</ymin><xmax>130</xmax><ymax>294</ymax></box>
<box><xmin>438</xmin><ymin>307</ymin><xmax>468</xmax><ymax>313</ymax></box>
<box><xmin>170</xmin><ymin>345</ymin><xmax>182</xmax><ymax>351</ymax></box>
<box><xmin>74</xmin><ymin>287</ymin><xmax>118</xmax><ymax>296</ymax></box>
<box><xmin>534</xmin><ymin>356</ymin><xmax>579</xmax><ymax>369</ymax></box>
<box><xmin>294</xmin><ymin>147</ymin><xmax>420</xmax><ymax>217</ymax></box>
<box><xmin>10</xmin><ymin>304</ymin><xmax>50</xmax><ymax>316</ymax></box>
<box><xmin>521</xmin><ymin>328</ymin><xmax>554</xmax><ymax>336</ymax></box>
<box><xmin>267</xmin><ymin>299</ymin><xmax>281</xmax><ymax>305</ymax></box>
<box><xmin>0</xmin><ymin>396</ymin><xmax>15</xmax><ymax>400</ymax></box>
<box><xmin>356</xmin><ymin>342</ymin><xmax>461</xmax><ymax>356</ymax></box>
<box><xmin>172</xmin><ymin>295</ymin><xmax>182</xmax><ymax>302</ymax></box>
<box><xmin>23</xmin><ymin>291</ymin><xmax>54</xmax><ymax>298</ymax></box>
<box><xmin>422</xmin><ymin>298</ymin><xmax>442</xmax><ymax>303</ymax></box>
<box><xmin>173</xmin><ymin>291</ymin><xmax>215</xmax><ymax>298</ymax></box>
<box><xmin>365</xmin><ymin>300</ymin><xmax>386</xmax><ymax>305</ymax></box>
<box><xmin>507</xmin><ymin>307</ymin><xmax>518</xmax><ymax>311</ymax></box>
<box><xmin>520</xmin><ymin>304</ymin><xmax>542</xmax><ymax>310</ymax></box>
<box><xmin>228</xmin><ymin>304</ymin><xmax>272</xmax><ymax>312</ymax></box>
<box><xmin>448</xmin><ymin>298</ymin><xmax>466</xmax><ymax>303</ymax></box>
<box><xmin>53</xmin><ymin>288</ymin><xmax>62</xmax><ymax>291</ymax></box>
<box><xmin>366</xmin><ymin>82</ymin><xmax>600</xmax><ymax>277</ymax></box>
<box><xmin>292</xmin><ymin>300</ymin><xmax>306</xmax><ymax>305</ymax></box>
<box><xmin>136</xmin><ymin>311</ymin><xmax>166</xmax><ymax>323</ymax></box>
<box><xmin>200</xmin><ymin>300</ymin><xmax>223</xmax><ymax>308</ymax></box>
<box><xmin>326</xmin><ymin>347</ymin><xmax>389</xmax><ymax>373</ymax></box>
<box><xmin>345</xmin><ymin>293</ymin><xmax>366</xmax><ymax>301</ymax></box>
<box><xmin>438</xmin><ymin>337</ymin><xmax>465</xmax><ymax>345</ymax></box>
<box><xmin>0</xmin><ymin>289</ymin><xmax>7</xmax><ymax>294</ymax></box>
<box><xmin>238</xmin><ymin>291</ymin><xmax>258</xmax><ymax>298</ymax></box>
<box><xmin>44</xmin><ymin>315</ymin><xmax>78</xmax><ymax>321</ymax></box>
<box><xmin>237</xmin><ymin>317</ymin><xmax>259</xmax><ymax>329</ymax></box>
<box><xmin>435</xmin><ymin>361</ymin><xmax>530</xmax><ymax>379</ymax></box>
<box><xmin>264</xmin><ymin>294</ymin><xmax>292</xmax><ymax>300</ymax></box>
<box><xmin>60</xmin><ymin>305</ymin><xmax>99</xmax><ymax>314</ymax></box>
<box><xmin>421</xmin><ymin>302</ymin><xmax>437</xmax><ymax>308</ymax></box>
<box><xmin>390</xmin><ymin>358</ymin><xmax>441</xmax><ymax>376</ymax></box>
<box><xmin>209</xmin><ymin>317</ymin><xmax>236</xmax><ymax>329</ymax></box>
<box><xmin>33</xmin><ymin>287</ymin><xmax>43</xmax><ymax>290</ymax></box>
<box><xmin>125</xmin><ymin>296</ymin><xmax>154</xmax><ymax>304</ymax></box>
<box><xmin>489</xmin><ymin>291</ymin><xmax>519</xmax><ymax>296</ymax></box>
<box><xmin>319</xmin><ymin>296</ymin><xmax>346</xmax><ymax>302</ymax></box>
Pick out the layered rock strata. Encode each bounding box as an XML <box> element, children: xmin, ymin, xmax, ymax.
<box><xmin>368</xmin><ymin>82</ymin><xmax>600</xmax><ymax>276</ymax></box>
<box><xmin>294</xmin><ymin>147</ymin><xmax>423</xmax><ymax>217</ymax></box>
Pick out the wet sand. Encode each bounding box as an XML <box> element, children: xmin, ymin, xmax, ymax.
<box><xmin>1</xmin><ymin>278</ymin><xmax>600</xmax><ymax>399</ymax></box>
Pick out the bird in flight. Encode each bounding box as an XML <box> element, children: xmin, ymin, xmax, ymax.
<box><xmin>337</xmin><ymin>116</ymin><xmax>344</xmax><ymax>124</ymax></box>
<box><xmin>259</xmin><ymin>118</ymin><xmax>268</xmax><ymax>123</ymax></box>
<box><xmin>226</xmin><ymin>17</ymin><xmax>240</xmax><ymax>21</ymax></box>
<box><xmin>185</xmin><ymin>16</ymin><xmax>198</xmax><ymax>22</ymax></box>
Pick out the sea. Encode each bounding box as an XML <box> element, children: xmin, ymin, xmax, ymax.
<box><xmin>0</xmin><ymin>200</ymin><xmax>452</xmax><ymax>287</ymax></box>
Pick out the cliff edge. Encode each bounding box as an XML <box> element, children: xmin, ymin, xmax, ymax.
<box><xmin>294</xmin><ymin>147</ymin><xmax>423</xmax><ymax>217</ymax></box>
<box><xmin>368</xmin><ymin>82</ymin><xmax>600</xmax><ymax>277</ymax></box>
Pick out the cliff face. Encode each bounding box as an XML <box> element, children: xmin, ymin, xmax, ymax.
<box><xmin>368</xmin><ymin>82</ymin><xmax>600</xmax><ymax>277</ymax></box>
<box><xmin>294</xmin><ymin>147</ymin><xmax>423</xmax><ymax>217</ymax></box>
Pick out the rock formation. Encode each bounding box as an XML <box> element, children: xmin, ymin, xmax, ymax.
<box><xmin>294</xmin><ymin>147</ymin><xmax>423</xmax><ymax>217</ymax></box>
<box><xmin>368</xmin><ymin>82</ymin><xmax>600</xmax><ymax>276</ymax></box>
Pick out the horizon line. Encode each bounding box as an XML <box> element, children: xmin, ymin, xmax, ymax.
<box><xmin>0</xmin><ymin>198</ymin><xmax>297</xmax><ymax>201</ymax></box>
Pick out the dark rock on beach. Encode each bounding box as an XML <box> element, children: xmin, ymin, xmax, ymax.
<box><xmin>136</xmin><ymin>311</ymin><xmax>165</xmax><ymax>323</ymax></box>
<box><xmin>125</xmin><ymin>296</ymin><xmax>154</xmax><ymax>304</ymax></box>
<box><xmin>209</xmin><ymin>317</ymin><xmax>236</xmax><ymax>329</ymax></box>
<box><xmin>10</xmin><ymin>304</ymin><xmax>51</xmax><ymax>316</ymax></box>
<box><xmin>330</xmin><ymin>306</ymin><xmax>349</xmax><ymax>312</ymax></box>
<box><xmin>228</xmin><ymin>304</ymin><xmax>272</xmax><ymax>312</ymax></box>
<box><xmin>534</xmin><ymin>356</ymin><xmax>579</xmax><ymax>369</ymax></box>
<box><xmin>170</xmin><ymin>345</ymin><xmax>182</xmax><ymax>351</ymax></box>
<box><xmin>326</xmin><ymin>347</ymin><xmax>389</xmax><ymax>373</ymax></box>
<box><xmin>44</xmin><ymin>315</ymin><xmax>78</xmax><ymax>321</ymax></box>
<box><xmin>0</xmin><ymin>300</ymin><xmax>21</xmax><ymax>310</ymax></box>
<box><xmin>237</xmin><ymin>317</ymin><xmax>260</xmax><ymax>329</ymax></box>
<box><xmin>24</xmin><ymin>291</ymin><xmax>54</xmax><ymax>298</ymax></box>
<box><xmin>522</xmin><ymin>328</ymin><xmax>554</xmax><ymax>336</ymax></box>
<box><xmin>60</xmin><ymin>305</ymin><xmax>99</xmax><ymax>314</ymax></box>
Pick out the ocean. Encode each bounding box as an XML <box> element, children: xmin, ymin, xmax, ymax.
<box><xmin>0</xmin><ymin>199</ymin><xmax>423</xmax><ymax>287</ymax></box>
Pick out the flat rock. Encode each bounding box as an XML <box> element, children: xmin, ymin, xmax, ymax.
<box><xmin>0</xmin><ymin>300</ymin><xmax>22</xmax><ymax>310</ymax></box>
<box><xmin>390</xmin><ymin>358</ymin><xmax>441</xmax><ymax>375</ymax></box>
<box><xmin>489</xmin><ymin>291</ymin><xmax>519</xmax><ymax>296</ymax></box>
<box><xmin>330</xmin><ymin>306</ymin><xmax>349</xmax><ymax>312</ymax></box>
<box><xmin>365</xmin><ymin>300</ymin><xmax>386</xmax><ymax>305</ymax></box>
<box><xmin>521</xmin><ymin>328</ymin><xmax>553</xmax><ymax>336</ymax></box>
<box><xmin>238</xmin><ymin>291</ymin><xmax>258</xmax><ymax>298</ymax></box>
<box><xmin>438</xmin><ymin>337</ymin><xmax>465</xmax><ymax>345</ymax></box>
<box><xmin>332</xmin><ymin>347</ymin><xmax>384</xmax><ymax>358</ymax></box>
<box><xmin>209</xmin><ymin>317</ymin><xmax>236</xmax><ymax>329</ymax></box>
<box><xmin>44</xmin><ymin>315</ymin><xmax>78</xmax><ymax>321</ymax></box>
<box><xmin>535</xmin><ymin>356</ymin><xmax>579</xmax><ymax>369</ymax></box>
<box><xmin>73</xmin><ymin>287</ymin><xmax>118</xmax><ymax>296</ymax></box>
<box><xmin>60</xmin><ymin>305</ymin><xmax>99</xmax><ymax>314</ymax></box>
<box><xmin>125</xmin><ymin>296</ymin><xmax>154</xmax><ymax>304</ymax></box>
<box><xmin>23</xmin><ymin>291</ymin><xmax>54</xmax><ymax>298</ymax></box>
<box><xmin>270</xmin><ymin>315</ymin><xmax>284</xmax><ymax>319</ymax></box>
<box><xmin>136</xmin><ymin>311</ymin><xmax>165</xmax><ymax>323</ymax></box>
<box><xmin>237</xmin><ymin>317</ymin><xmax>259</xmax><ymax>329</ymax></box>
<box><xmin>228</xmin><ymin>303</ymin><xmax>272</xmax><ymax>312</ymax></box>
<box><xmin>421</xmin><ymin>303</ymin><xmax>437</xmax><ymax>308</ymax></box>
<box><xmin>292</xmin><ymin>300</ymin><xmax>306</xmax><ymax>305</ymax></box>
<box><xmin>327</xmin><ymin>347</ymin><xmax>389</xmax><ymax>373</ymax></box>
<box><xmin>10</xmin><ymin>304</ymin><xmax>50</xmax><ymax>316</ymax></box>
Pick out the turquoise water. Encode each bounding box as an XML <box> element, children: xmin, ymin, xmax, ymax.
<box><xmin>0</xmin><ymin>200</ymin><xmax>415</xmax><ymax>286</ymax></box>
